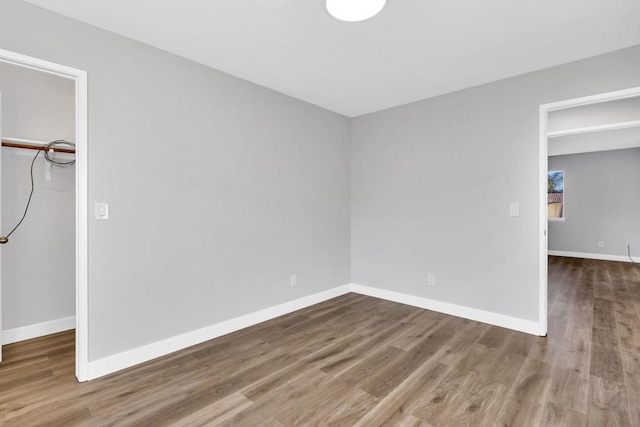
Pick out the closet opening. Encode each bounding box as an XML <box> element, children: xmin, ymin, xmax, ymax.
<box><xmin>0</xmin><ymin>48</ymin><xmax>88</xmax><ymax>381</ymax></box>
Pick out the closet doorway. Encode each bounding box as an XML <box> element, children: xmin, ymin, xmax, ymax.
<box><xmin>0</xmin><ymin>49</ymin><xmax>88</xmax><ymax>381</ymax></box>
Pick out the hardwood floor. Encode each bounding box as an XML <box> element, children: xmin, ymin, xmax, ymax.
<box><xmin>1</xmin><ymin>256</ymin><xmax>639</xmax><ymax>426</ymax></box>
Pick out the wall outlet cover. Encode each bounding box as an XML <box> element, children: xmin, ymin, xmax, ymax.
<box><xmin>427</xmin><ymin>273</ymin><xmax>436</xmax><ymax>286</ymax></box>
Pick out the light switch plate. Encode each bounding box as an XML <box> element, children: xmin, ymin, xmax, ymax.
<box><xmin>509</xmin><ymin>203</ymin><xmax>520</xmax><ymax>217</ymax></box>
<box><xmin>95</xmin><ymin>202</ymin><xmax>109</xmax><ymax>220</ymax></box>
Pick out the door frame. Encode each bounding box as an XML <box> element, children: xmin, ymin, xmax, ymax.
<box><xmin>0</xmin><ymin>48</ymin><xmax>89</xmax><ymax>381</ymax></box>
<box><xmin>538</xmin><ymin>85</ymin><xmax>640</xmax><ymax>337</ymax></box>
<box><xmin>0</xmin><ymin>91</ymin><xmax>3</xmax><ymax>362</ymax></box>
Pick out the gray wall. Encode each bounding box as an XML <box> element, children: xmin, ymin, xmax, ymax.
<box><xmin>0</xmin><ymin>61</ymin><xmax>75</xmax><ymax>142</ymax></box>
<box><xmin>351</xmin><ymin>45</ymin><xmax>640</xmax><ymax>322</ymax></box>
<box><xmin>548</xmin><ymin>148</ymin><xmax>640</xmax><ymax>257</ymax></box>
<box><xmin>2</xmin><ymin>0</ymin><xmax>639</xmax><ymax>361</ymax></box>
<box><xmin>1</xmin><ymin>62</ymin><xmax>75</xmax><ymax>331</ymax></box>
<box><xmin>0</xmin><ymin>0</ymin><xmax>350</xmax><ymax>361</ymax></box>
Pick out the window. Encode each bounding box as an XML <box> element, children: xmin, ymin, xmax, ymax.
<box><xmin>548</xmin><ymin>171</ymin><xmax>564</xmax><ymax>220</ymax></box>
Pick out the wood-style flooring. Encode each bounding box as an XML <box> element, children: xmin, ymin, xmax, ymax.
<box><xmin>1</xmin><ymin>256</ymin><xmax>640</xmax><ymax>426</ymax></box>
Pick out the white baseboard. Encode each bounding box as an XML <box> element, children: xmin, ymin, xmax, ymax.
<box><xmin>2</xmin><ymin>316</ymin><xmax>76</xmax><ymax>345</ymax></box>
<box><xmin>87</xmin><ymin>285</ymin><xmax>352</xmax><ymax>381</ymax></box>
<box><xmin>86</xmin><ymin>282</ymin><xmax>542</xmax><ymax>381</ymax></box>
<box><xmin>350</xmin><ymin>284</ymin><xmax>540</xmax><ymax>336</ymax></box>
<box><xmin>549</xmin><ymin>250</ymin><xmax>634</xmax><ymax>263</ymax></box>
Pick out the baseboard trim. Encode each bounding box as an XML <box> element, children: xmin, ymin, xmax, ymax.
<box><xmin>351</xmin><ymin>284</ymin><xmax>540</xmax><ymax>336</ymax></box>
<box><xmin>548</xmin><ymin>250</ymin><xmax>634</xmax><ymax>263</ymax></box>
<box><xmin>87</xmin><ymin>281</ymin><xmax>543</xmax><ymax>381</ymax></box>
<box><xmin>87</xmin><ymin>285</ymin><xmax>352</xmax><ymax>381</ymax></box>
<box><xmin>2</xmin><ymin>316</ymin><xmax>76</xmax><ymax>345</ymax></box>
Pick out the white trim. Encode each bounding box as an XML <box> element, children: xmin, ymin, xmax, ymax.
<box><xmin>2</xmin><ymin>316</ymin><xmax>75</xmax><ymax>345</ymax></box>
<box><xmin>87</xmin><ymin>285</ymin><xmax>352</xmax><ymax>380</ymax></box>
<box><xmin>85</xmin><ymin>282</ymin><xmax>545</xmax><ymax>381</ymax></box>
<box><xmin>75</xmin><ymin>64</ymin><xmax>89</xmax><ymax>383</ymax></box>
<box><xmin>548</xmin><ymin>250</ymin><xmax>635</xmax><ymax>263</ymax></box>
<box><xmin>544</xmin><ymin>87</ymin><xmax>640</xmax><ymax>112</ymax></box>
<box><xmin>538</xmin><ymin>105</ymin><xmax>549</xmax><ymax>336</ymax></box>
<box><xmin>539</xmin><ymin>85</ymin><xmax>640</xmax><ymax>338</ymax></box>
<box><xmin>0</xmin><ymin>91</ymin><xmax>3</xmax><ymax>362</ymax></box>
<box><xmin>0</xmin><ymin>48</ymin><xmax>89</xmax><ymax>382</ymax></box>
<box><xmin>351</xmin><ymin>284</ymin><xmax>540</xmax><ymax>336</ymax></box>
<box><xmin>1</xmin><ymin>136</ymin><xmax>69</xmax><ymax>145</ymax></box>
<box><xmin>547</xmin><ymin>119</ymin><xmax>640</xmax><ymax>138</ymax></box>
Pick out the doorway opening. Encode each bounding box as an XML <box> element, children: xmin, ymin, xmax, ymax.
<box><xmin>0</xmin><ymin>48</ymin><xmax>88</xmax><ymax>381</ymax></box>
<box><xmin>538</xmin><ymin>86</ymin><xmax>640</xmax><ymax>335</ymax></box>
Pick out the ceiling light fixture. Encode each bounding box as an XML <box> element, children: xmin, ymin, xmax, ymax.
<box><xmin>325</xmin><ymin>0</ymin><xmax>388</xmax><ymax>22</ymax></box>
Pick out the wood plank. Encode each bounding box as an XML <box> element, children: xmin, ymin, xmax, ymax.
<box><xmin>241</xmin><ymin>361</ymin><xmax>325</xmax><ymax>403</ymax></box>
<box><xmin>477</xmin><ymin>325</ymin><xmax>511</xmax><ymax>349</ymax></box>
<box><xmin>334</xmin><ymin>345</ymin><xmax>406</xmax><ymax>387</ymax></box>
<box><xmin>502</xmin><ymin>330</ymin><xmax>536</xmax><ymax>357</ymax></box>
<box><xmin>496</xmin><ymin>398</ymin><xmax>545</xmax><ymax>427</ymax></box>
<box><xmin>541</xmin><ymin>402</ymin><xmax>587</xmax><ymax>427</ymax></box>
<box><xmin>431</xmin><ymin>321</ymin><xmax>490</xmax><ymax>367</ymax></box>
<box><xmin>359</xmin><ymin>320</ymin><xmax>460</xmax><ymax>398</ymax></box>
<box><xmin>395</xmin><ymin>414</ymin><xmax>432</xmax><ymax>426</ymax></box>
<box><xmin>3</xmin><ymin>401</ymin><xmax>91</xmax><ymax>427</ymax></box>
<box><xmin>353</xmin><ymin>361</ymin><xmax>450</xmax><ymax>426</ymax></box>
<box><xmin>305</xmin><ymin>320</ymin><xmax>414</xmax><ymax>376</ymax></box>
<box><xmin>556</xmin><ymin>303</ymin><xmax>593</xmax><ymax>377</ymax></box>
<box><xmin>587</xmin><ymin>376</ymin><xmax>632</xmax><ymax>427</ymax></box>
<box><xmin>615</xmin><ymin>309</ymin><xmax>640</xmax><ymax>353</ymax></box>
<box><xmin>170</xmin><ymin>392</ymin><xmax>254</xmax><ymax>427</ymax></box>
<box><xmin>274</xmin><ymin>380</ymin><xmax>376</xmax><ymax>425</ymax></box>
<box><xmin>620</xmin><ymin>350</ymin><xmax>640</xmax><ymax>427</ymax></box>
<box><xmin>506</xmin><ymin>357</ymin><xmax>553</xmax><ymax>405</ymax></box>
<box><xmin>225</xmin><ymin>368</ymin><xmax>330</xmax><ymax>426</ymax></box>
<box><xmin>590</xmin><ymin>344</ymin><xmax>624</xmax><ymax>384</ymax></box>
<box><xmin>389</xmin><ymin>315</ymin><xmax>452</xmax><ymax>352</ymax></box>
<box><xmin>111</xmin><ymin>353</ymin><xmax>296</xmax><ymax>426</ymax></box>
<box><xmin>411</xmin><ymin>344</ymin><xmax>509</xmax><ymax>425</ymax></box>
<box><xmin>319</xmin><ymin>389</ymin><xmax>380</xmax><ymax>425</ymax></box>
<box><xmin>547</xmin><ymin>366</ymin><xmax>589</xmax><ymax>414</ymax></box>
<box><xmin>590</xmin><ymin>298</ymin><xmax>624</xmax><ymax>383</ymax></box>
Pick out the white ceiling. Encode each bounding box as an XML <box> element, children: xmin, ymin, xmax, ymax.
<box><xmin>25</xmin><ymin>0</ymin><xmax>640</xmax><ymax>117</ymax></box>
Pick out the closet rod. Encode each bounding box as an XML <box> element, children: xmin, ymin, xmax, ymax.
<box><xmin>1</xmin><ymin>140</ymin><xmax>75</xmax><ymax>154</ymax></box>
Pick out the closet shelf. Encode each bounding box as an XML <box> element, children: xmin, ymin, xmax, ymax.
<box><xmin>547</xmin><ymin>119</ymin><xmax>640</xmax><ymax>138</ymax></box>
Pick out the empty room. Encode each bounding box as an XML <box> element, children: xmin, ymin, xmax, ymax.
<box><xmin>1</xmin><ymin>0</ymin><xmax>639</xmax><ymax>425</ymax></box>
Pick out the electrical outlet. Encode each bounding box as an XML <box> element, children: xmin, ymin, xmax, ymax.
<box><xmin>290</xmin><ymin>274</ymin><xmax>298</xmax><ymax>287</ymax></box>
<box><xmin>598</xmin><ymin>241</ymin><xmax>604</xmax><ymax>248</ymax></box>
<box><xmin>427</xmin><ymin>273</ymin><xmax>436</xmax><ymax>286</ymax></box>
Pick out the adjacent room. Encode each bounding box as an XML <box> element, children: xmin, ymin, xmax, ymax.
<box><xmin>547</xmin><ymin>96</ymin><xmax>640</xmax><ymax>261</ymax></box>
<box><xmin>1</xmin><ymin>0</ymin><xmax>639</xmax><ymax>425</ymax></box>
